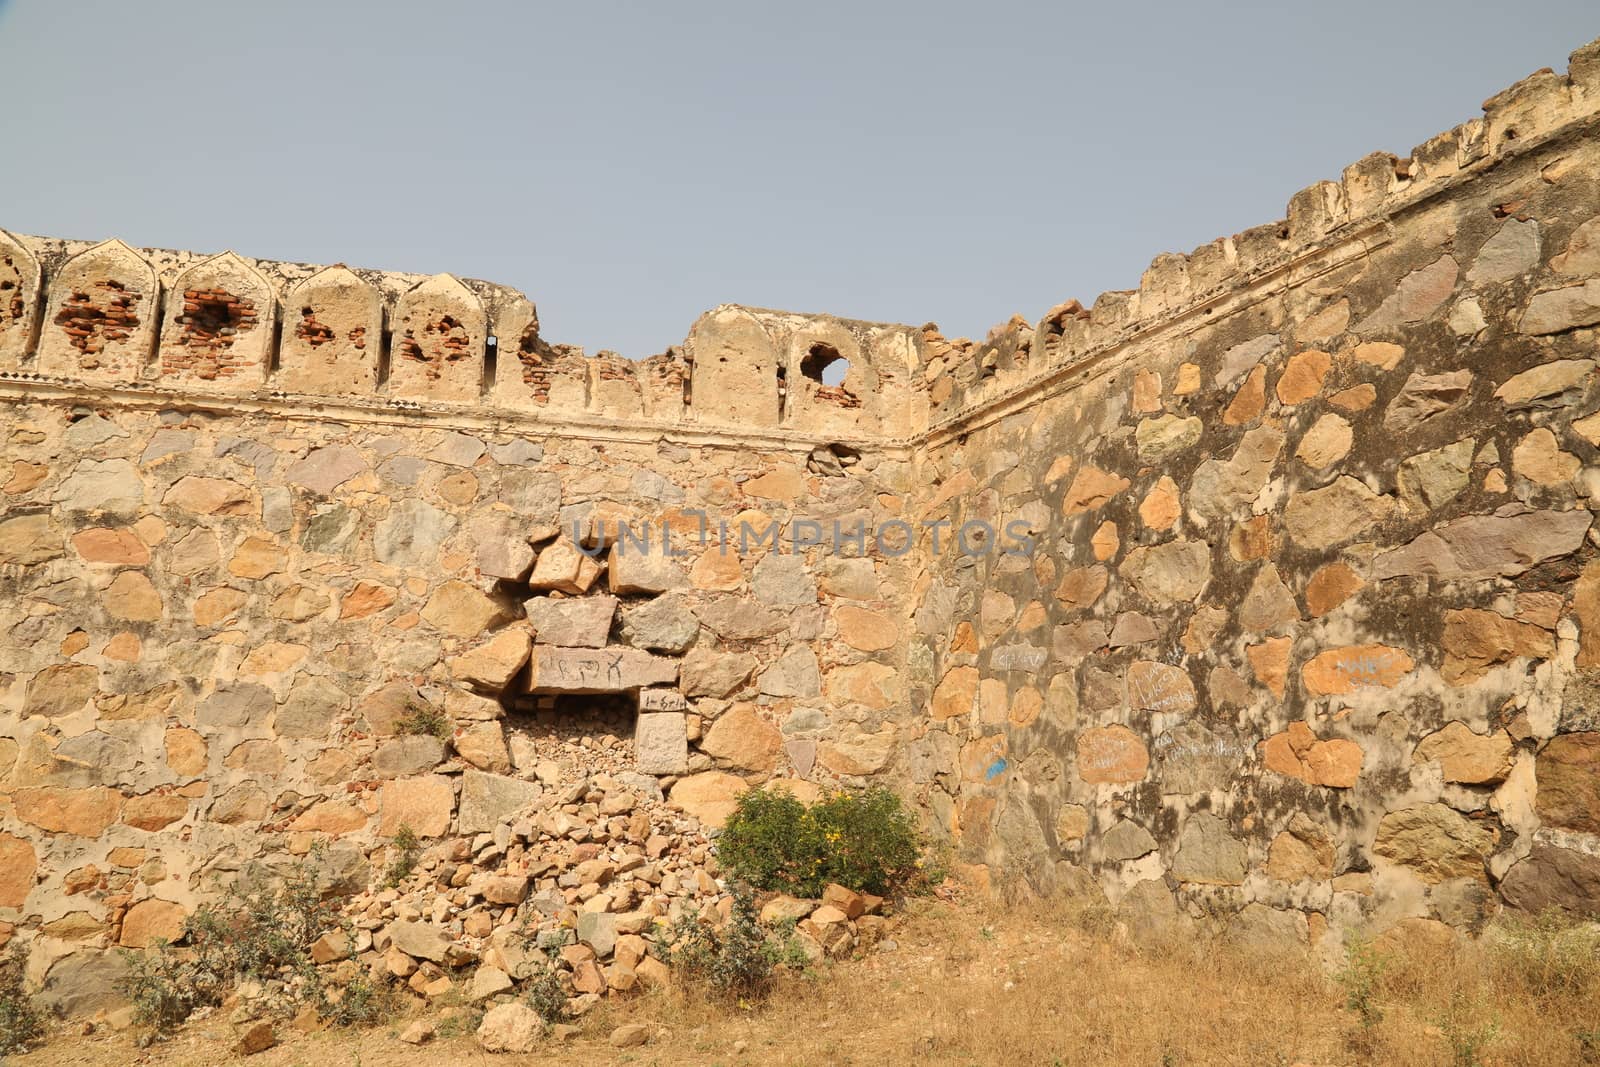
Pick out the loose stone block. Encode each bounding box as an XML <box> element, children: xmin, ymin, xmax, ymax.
<box><xmin>635</xmin><ymin>713</ymin><xmax>689</xmax><ymax>775</ymax></box>
<box><xmin>458</xmin><ymin>770</ymin><xmax>542</xmax><ymax>835</ymax></box>
<box><xmin>525</xmin><ymin>595</ymin><xmax>616</xmax><ymax>648</ymax></box>
<box><xmin>608</xmin><ymin>541</ymin><xmax>686</xmax><ymax>595</ymax></box>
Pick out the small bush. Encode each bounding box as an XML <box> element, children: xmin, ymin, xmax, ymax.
<box><xmin>315</xmin><ymin>971</ymin><xmax>392</xmax><ymax>1029</ymax></box>
<box><xmin>664</xmin><ymin>887</ymin><xmax>787</xmax><ymax>1004</ymax></box>
<box><xmin>1576</xmin><ymin>1024</ymin><xmax>1600</xmax><ymax>1063</ymax></box>
<box><xmin>121</xmin><ymin>940</ymin><xmax>218</xmax><ymax>1032</ymax></box>
<box><xmin>1334</xmin><ymin>934</ymin><xmax>1388</xmax><ymax>1032</ymax></box>
<box><xmin>1438</xmin><ymin>992</ymin><xmax>1500</xmax><ymax>1067</ymax></box>
<box><xmin>525</xmin><ymin>955</ymin><xmax>569</xmax><ymax>1025</ymax></box>
<box><xmin>228</xmin><ymin>860</ymin><xmax>343</xmax><ymax>978</ymax></box>
<box><xmin>0</xmin><ymin>948</ymin><xmax>43</xmax><ymax>1055</ymax></box>
<box><xmin>717</xmin><ymin>787</ymin><xmax>924</xmax><ymax>898</ymax></box>
<box><xmin>119</xmin><ymin>854</ymin><xmax>348</xmax><ymax>1033</ymax></box>
<box><xmin>382</xmin><ymin>824</ymin><xmax>421</xmax><ymax>889</ymax></box>
<box><xmin>397</xmin><ymin>701</ymin><xmax>450</xmax><ymax>740</ymax></box>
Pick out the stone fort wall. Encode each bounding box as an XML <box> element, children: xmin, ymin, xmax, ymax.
<box><xmin>912</xmin><ymin>37</ymin><xmax>1600</xmax><ymax>953</ymax></box>
<box><xmin>0</xmin><ymin>33</ymin><xmax>1597</xmax><ymax>1007</ymax></box>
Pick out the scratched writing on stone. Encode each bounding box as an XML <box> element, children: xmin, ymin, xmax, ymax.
<box><xmin>1080</xmin><ymin>738</ymin><xmax>1135</xmax><ymax>769</ymax></box>
<box><xmin>553</xmin><ymin>651</ymin><xmax>625</xmax><ymax>686</ymax></box>
<box><xmin>1155</xmin><ymin>735</ymin><xmax>1247</xmax><ymax>760</ymax></box>
<box><xmin>1129</xmin><ymin>667</ymin><xmax>1195</xmax><ymax>713</ymax></box>
<box><xmin>1333</xmin><ymin>650</ymin><xmax>1401</xmax><ymax>689</ymax></box>
<box><xmin>639</xmin><ymin>688</ymin><xmax>687</xmax><ymax>712</ymax></box>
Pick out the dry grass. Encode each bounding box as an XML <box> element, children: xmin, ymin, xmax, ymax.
<box><xmin>19</xmin><ymin>892</ymin><xmax>1600</xmax><ymax>1067</ymax></box>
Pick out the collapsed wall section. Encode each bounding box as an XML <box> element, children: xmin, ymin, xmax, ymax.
<box><xmin>906</xmin><ymin>38</ymin><xmax>1600</xmax><ymax>948</ymax></box>
<box><xmin>0</xmin><ymin>403</ymin><xmax>918</xmax><ymax>1011</ymax></box>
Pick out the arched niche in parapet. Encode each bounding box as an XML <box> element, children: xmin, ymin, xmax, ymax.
<box><xmin>0</xmin><ymin>230</ymin><xmax>42</xmax><ymax>370</ymax></box>
<box><xmin>277</xmin><ymin>265</ymin><xmax>382</xmax><ymax>396</ymax></box>
<box><xmin>588</xmin><ymin>352</ymin><xmax>643</xmax><ymax>419</ymax></box>
<box><xmin>684</xmin><ymin>305</ymin><xmax>779</xmax><ymax>429</ymax></box>
<box><xmin>37</xmin><ymin>239</ymin><xmax>159</xmax><ymax>384</ymax></box>
<box><xmin>490</xmin><ymin>293</ymin><xmax>587</xmax><ymax>412</ymax></box>
<box><xmin>389</xmin><ymin>273</ymin><xmax>486</xmax><ymax>403</ymax></box>
<box><xmin>637</xmin><ymin>348</ymin><xmax>688</xmax><ymax>421</ymax></box>
<box><xmin>782</xmin><ymin>321</ymin><xmax>875</xmax><ymax>437</ymax></box>
<box><xmin>158</xmin><ymin>252</ymin><xmax>276</xmax><ymax>390</ymax></box>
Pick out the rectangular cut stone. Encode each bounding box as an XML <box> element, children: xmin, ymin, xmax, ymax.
<box><xmin>525</xmin><ymin>647</ymin><xmax>678</xmax><ymax>694</ymax></box>
<box><xmin>639</xmin><ymin>688</ymin><xmax>687</xmax><ymax>712</ymax></box>
<box><xmin>608</xmin><ymin>540</ymin><xmax>686</xmax><ymax>595</ymax></box>
<box><xmin>459</xmin><ymin>770</ymin><xmax>542</xmax><ymax>835</ymax></box>
<box><xmin>525</xmin><ymin>595</ymin><xmax>617</xmax><ymax>648</ymax></box>
<box><xmin>635</xmin><ymin>714</ymin><xmax>688</xmax><ymax>775</ymax></box>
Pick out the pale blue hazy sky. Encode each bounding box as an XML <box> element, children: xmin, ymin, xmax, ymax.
<box><xmin>0</xmin><ymin>2</ymin><xmax>1594</xmax><ymax>356</ymax></box>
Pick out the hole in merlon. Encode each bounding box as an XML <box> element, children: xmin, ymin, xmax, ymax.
<box><xmin>801</xmin><ymin>342</ymin><xmax>849</xmax><ymax>386</ymax></box>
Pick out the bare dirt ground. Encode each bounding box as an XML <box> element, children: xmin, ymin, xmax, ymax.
<box><xmin>16</xmin><ymin>895</ymin><xmax>1596</xmax><ymax>1067</ymax></box>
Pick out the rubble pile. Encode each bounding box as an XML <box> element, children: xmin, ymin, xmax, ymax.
<box><xmin>289</xmin><ymin>754</ymin><xmax>891</xmax><ymax>1036</ymax></box>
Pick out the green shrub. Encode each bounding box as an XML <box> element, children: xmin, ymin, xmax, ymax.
<box><xmin>716</xmin><ymin>786</ymin><xmax>924</xmax><ymax>898</ymax></box>
<box><xmin>119</xmin><ymin>854</ymin><xmax>350</xmax><ymax>1033</ymax></box>
<box><xmin>228</xmin><ymin>860</ymin><xmax>343</xmax><ymax>978</ymax></box>
<box><xmin>120</xmin><ymin>939</ymin><xmax>220</xmax><ymax>1033</ymax></box>
<box><xmin>314</xmin><ymin>971</ymin><xmax>392</xmax><ymax>1029</ymax></box>
<box><xmin>525</xmin><ymin>955</ymin><xmax>569</xmax><ymax>1025</ymax></box>
<box><xmin>382</xmin><ymin>824</ymin><xmax>421</xmax><ymax>889</ymax></box>
<box><xmin>1334</xmin><ymin>934</ymin><xmax>1388</xmax><ymax>1032</ymax></box>
<box><xmin>664</xmin><ymin>887</ymin><xmax>785</xmax><ymax>1003</ymax></box>
<box><xmin>0</xmin><ymin>948</ymin><xmax>43</xmax><ymax>1055</ymax></box>
<box><xmin>1438</xmin><ymin>992</ymin><xmax>1500</xmax><ymax>1067</ymax></box>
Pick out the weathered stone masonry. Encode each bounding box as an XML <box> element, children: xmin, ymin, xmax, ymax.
<box><xmin>0</xmin><ymin>35</ymin><xmax>1599</xmax><ymax>1009</ymax></box>
<box><xmin>912</xmin><ymin>39</ymin><xmax>1600</xmax><ymax>953</ymax></box>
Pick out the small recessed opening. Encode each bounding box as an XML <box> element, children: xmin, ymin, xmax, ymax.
<box><xmin>494</xmin><ymin>690</ymin><xmax>638</xmax><ymax>773</ymax></box>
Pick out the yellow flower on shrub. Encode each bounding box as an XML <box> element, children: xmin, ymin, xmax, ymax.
<box><xmin>716</xmin><ymin>786</ymin><xmax>925</xmax><ymax>898</ymax></box>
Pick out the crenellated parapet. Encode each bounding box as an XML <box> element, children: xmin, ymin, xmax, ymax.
<box><xmin>683</xmin><ymin>305</ymin><xmax>927</xmax><ymax>439</ymax></box>
<box><xmin>922</xmin><ymin>35</ymin><xmax>1600</xmax><ymax>436</ymax></box>
<box><xmin>5</xmin><ymin>36</ymin><xmax>1596</xmax><ymax>451</ymax></box>
<box><xmin>0</xmin><ymin>232</ymin><xmax>926</xmax><ymax>446</ymax></box>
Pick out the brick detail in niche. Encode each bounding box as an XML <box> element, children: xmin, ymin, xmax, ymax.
<box><xmin>398</xmin><ymin>315</ymin><xmax>470</xmax><ymax>378</ymax></box>
<box><xmin>165</xmin><ymin>287</ymin><xmax>259</xmax><ymax>381</ymax></box>
<box><xmin>1</xmin><ymin>254</ymin><xmax>23</xmax><ymax>326</ymax></box>
<box><xmin>53</xmin><ymin>279</ymin><xmax>140</xmax><ymax>365</ymax></box>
